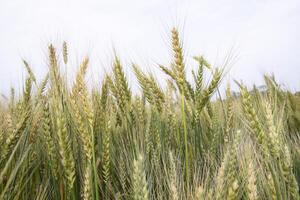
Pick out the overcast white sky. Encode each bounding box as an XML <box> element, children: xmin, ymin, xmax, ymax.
<box><xmin>0</xmin><ymin>0</ymin><xmax>300</xmax><ymax>94</ymax></box>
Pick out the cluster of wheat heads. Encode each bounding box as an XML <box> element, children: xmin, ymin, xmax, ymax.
<box><xmin>0</xmin><ymin>28</ymin><xmax>300</xmax><ymax>200</ymax></box>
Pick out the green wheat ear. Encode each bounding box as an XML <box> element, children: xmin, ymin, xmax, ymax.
<box><xmin>197</xmin><ymin>69</ymin><xmax>222</xmax><ymax>114</ymax></box>
<box><xmin>224</xmin><ymin>83</ymin><xmax>234</xmax><ymax>144</ymax></box>
<box><xmin>112</xmin><ymin>56</ymin><xmax>131</xmax><ymax>112</ymax></box>
<box><xmin>133</xmin><ymin>153</ymin><xmax>149</xmax><ymax>200</ymax></box>
<box><xmin>215</xmin><ymin>130</ymin><xmax>241</xmax><ymax>200</ymax></box>
<box><xmin>48</xmin><ymin>45</ymin><xmax>75</xmax><ymax>192</ymax></box>
<box><xmin>169</xmin><ymin>151</ymin><xmax>179</xmax><ymax>200</ymax></box>
<box><xmin>133</xmin><ymin>64</ymin><xmax>165</xmax><ymax>112</ymax></box>
<box><xmin>42</xmin><ymin>100</ymin><xmax>59</xmax><ymax>180</ymax></box>
<box><xmin>239</xmin><ymin>84</ymin><xmax>270</xmax><ymax>158</ymax></box>
<box><xmin>281</xmin><ymin>146</ymin><xmax>300</xmax><ymax>200</ymax></box>
<box><xmin>246</xmin><ymin>159</ymin><xmax>258</xmax><ymax>200</ymax></box>
<box><xmin>102</xmin><ymin>119</ymin><xmax>111</xmax><ymax>184</ymax></box>
<box><xmin>22</xmin><ymin>60</ymin><xmax>36</xmax><ymax>84</ymax></box>
<box><xmin>82</xmin><ymin>163</ymin><xmax>92</xmax><ymax>200</ymax></box>
<box><xmin>63</xmin><ymin>41</ymin><xmax>68</xmax><ymax>65</ymax></box>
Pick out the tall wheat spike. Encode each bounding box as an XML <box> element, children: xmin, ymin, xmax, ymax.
<box><xmin>63</xmin><ymin>41</ymin><xmax>68</xmax><ymax>65</ymax></box>
<box><xmin>246</xmin><ymin>160</ymin><xmax>258</xmax><ymax>200</ymax></box>
<box><xmin>48</xmin><ymin>44</ymin><xmax>75</xmax><ymax>192</ymax></box>
<box><xmin>23</xmin><ymin>60</ymin><xmax>37</xmax><ymax>84</ymax></box>
<box><xmin>133</xmin><ymin>64</ymin><xmax>165</xmax><ymax>112</ymax></box>
<box><xmin>102</xmin><ymin>119</ymin><xmax>111</xmax><ymax>184</ymax></box>
<box><xmin>42</xmin><ymin>100</ymin><xmax>58</xmax><ymax>180</ymax></box>
<box><xmin>82</xmin><ymin>163</ymin><xmax>92</xmax><ymax>200</ymax></box>
<box><xmin>216</xmin><ymin>130</ymin><xmax>241</xmax><ymax>199</ymax></box>
<box><xmin>265</xmin><ymin>102</ymin><xmax>281</xmax><ymax>158</ymax></box>
<box><xmin>133</xmin><ymin>154</ymin><xmax>149</xmax><ymax>200</ymax></box>
<box><xmin>111</xmin><ymin>56</ymin><xmax>131</xmax><ymax>114</ymax></box>
<box><xmin>224</xmin><ymin>84</ymin><xmax>234</xmax><ymax>144</ymax></box>
<box><xmin>281</xmin><ymin>146</ymin><xmax>300</xmax><ymax>200</ymax></box>
<box><xmin>169</xmin><ymin>151</ymin><xmax>179</xmax><ymax>200</ymax></box>
<box><xmin>240</xmin><ymin>85</ymin><xmax>269</xmax><ymax>157</ymax></box>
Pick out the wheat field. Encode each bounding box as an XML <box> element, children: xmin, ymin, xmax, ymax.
<box><xmin>0</xmin><ymin>28</ymin><xmax>299</xmax><ymax>200</ymax></box>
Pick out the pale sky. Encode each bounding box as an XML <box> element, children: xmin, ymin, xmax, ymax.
<box><xmin>0</xmin><ymin>0</ymin><xmax>300</xmax><ymax>95</ymax></box>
